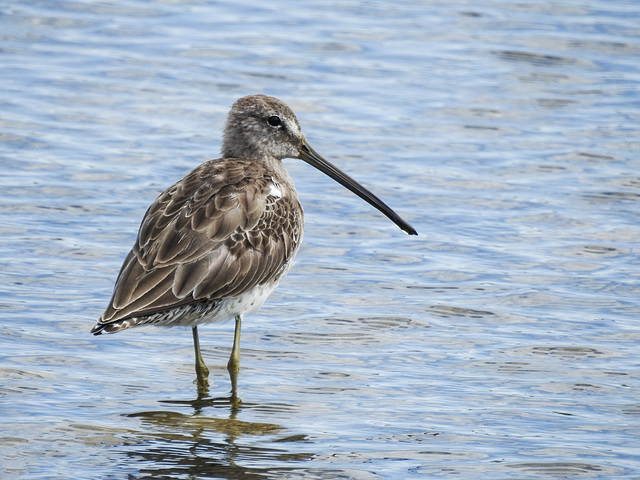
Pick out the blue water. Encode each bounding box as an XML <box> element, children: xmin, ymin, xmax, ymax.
<box><xmin>1</xmin><ymin>0</ymin><xmax>639</xmax><ymax>478</ymax></box>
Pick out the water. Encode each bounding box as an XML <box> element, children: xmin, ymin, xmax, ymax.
<box><xmin>1</xmin><ymin>0</ymin><xmax>639</xmax><ymax>478</ymax></box>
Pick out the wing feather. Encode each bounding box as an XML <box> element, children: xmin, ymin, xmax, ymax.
<box><xmin>97</xmin><ymin>158</ymin><xmax>303</xmax><ymax>328</ymax></box>
<box><xmin>111</xmin><ymin>255</ymin><xmax>174</xmax><ymax>309</ymax></box>
<box><xmin>104</xmin><ymin>266</ymin><xmax>177</xmax><ymax>321</ymax></box>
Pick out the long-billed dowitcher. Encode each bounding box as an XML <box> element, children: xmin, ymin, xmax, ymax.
<box><xmin>91</xmin><ymin>95</ymin><xmax>417</xmax><ymax>395</ymax></box>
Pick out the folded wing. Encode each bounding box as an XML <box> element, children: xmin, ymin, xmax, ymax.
<box><xmin>97</xmin><ymin>159</ymin><xmax>302</xmax><ymax>326</ymax></box>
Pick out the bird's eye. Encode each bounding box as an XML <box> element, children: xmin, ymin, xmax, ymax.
<box><xmin>267</xmin><ymin>115</ymin><xmax>282</xmax><ymax>128</ymax></box>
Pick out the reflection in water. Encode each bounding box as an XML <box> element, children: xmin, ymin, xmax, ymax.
<box><xmin>126</xmin><ymin>398</ymin><xmax>311</xmax><ymax>479</ymax></box>
<box><xmin>507</xmin><ymin>462</ymin><xmax>622</xmax><ymax>478</ymax></box>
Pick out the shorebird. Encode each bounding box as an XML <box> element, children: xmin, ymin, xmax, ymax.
<box><xmin>91</xmin><ymin>95</ymin><xmax>417</xmax><ymax>395</ymax></box>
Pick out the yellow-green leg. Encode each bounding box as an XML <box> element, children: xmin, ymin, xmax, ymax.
<box><xmin>227</xmin><ymin>314</ymin><xmax>242</xmax><ymax>399</ymax></box>
<box><xmin>192</xmin><ymin>326</ymin><xmax>210</xmax><ymax>394</ymax></box>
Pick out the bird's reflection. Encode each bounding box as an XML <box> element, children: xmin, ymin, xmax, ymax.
<box><xmin>161</xmin><ymin>385</ymin><xmax>242</xmax><ymax>415</ymax></box>
<box><xmin>124</xmin><ymin>394</ymin><xmax>310</xmax><ymax>479</ymax></box>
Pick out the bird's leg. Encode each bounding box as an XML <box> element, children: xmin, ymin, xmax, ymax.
<box><xmin>192</xmin><ymin>326</ymin><xmax>210</xmax><ymax>395</ymax></box>
<box><xmin>227</xmin><ymin>314</ymin><xmax>242</xmax><ymax>398</ymax></box>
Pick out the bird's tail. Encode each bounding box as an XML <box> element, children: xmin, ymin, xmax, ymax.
<box><xmin>90</xmin><ymin>317</ymin><xmax>144</xmax><ymax>335</ymax></box>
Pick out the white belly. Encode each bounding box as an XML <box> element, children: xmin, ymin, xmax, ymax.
<box><xmin>152</xmin><ymin>262</ymin><xmax>294</xmax><ymax>328</ymax></box>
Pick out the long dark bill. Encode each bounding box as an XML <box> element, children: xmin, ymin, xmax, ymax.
<box><xmin>298</xmin><ymin>140</ymin><xmax>418</xmax><ymax>236</ymax></box>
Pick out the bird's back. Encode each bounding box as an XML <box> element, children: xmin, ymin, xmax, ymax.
<box><xmin>92</xmin><ymin>156</ymin><xmax>303</xmax><ymax>334</ymax></box>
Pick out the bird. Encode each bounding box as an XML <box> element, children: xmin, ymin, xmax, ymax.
<box><xmin>91</xmin><ymin>94</ymin><xmax>417</xmax><ymax>396</ymax></box>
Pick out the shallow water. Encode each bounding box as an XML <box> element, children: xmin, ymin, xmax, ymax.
<box><xmin>1</xmin><ymin>0</ymin><xmax>640</xmax><ymax>478</ymax></box>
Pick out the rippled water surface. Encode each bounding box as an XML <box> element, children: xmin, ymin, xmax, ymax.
<box><xmin>2</xmin><ymin>1</ymin><xmax>640</xmax><ymax>478</ymax></box>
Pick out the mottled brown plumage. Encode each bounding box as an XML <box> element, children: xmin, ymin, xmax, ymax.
<box><xmin>95</xmin><ymin>158</ymin><xmax>302</xmax><ymax>332</ymax></box>
<box><xmin>91</xmin><ymin>94</ymin><xmax>416</xmax><ymax>394</ymax></box>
